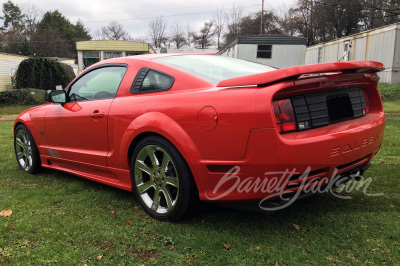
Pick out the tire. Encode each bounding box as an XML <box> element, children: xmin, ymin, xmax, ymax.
<box><xmin>131</xmin><ymin>135</ymin><xmax>198</xmax><ymax>222</ymax></box>
<box><xmin>14</xmin><ymin>124</ymin><xmax>41</xmax><ymax>174</ymax></box>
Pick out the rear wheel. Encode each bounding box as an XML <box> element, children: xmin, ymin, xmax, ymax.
<box><xmin>14</xmin><ymin>124</ymin><xmax>41</xmax><ymax>174</ymax></box>
<box><xmin>131</xmin><ymin>136</ymin><xmax>197</xmax><ymax>221</ymax></box>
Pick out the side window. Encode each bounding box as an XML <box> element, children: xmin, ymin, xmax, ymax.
<box><xmin>131</xmin><ymin>68</ymin><xmax>174</xmax><ymax>94</ymax></box>
<box><xmin>68</xmin><ymin>66</ymin><xmax>127</xmax><ymax>102</ymax></box>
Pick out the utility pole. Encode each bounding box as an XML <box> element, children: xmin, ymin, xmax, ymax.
<box><xmin>260</xmin><ymin>0</ymin><xmax>264</xmax><ymax>35</ymax></box>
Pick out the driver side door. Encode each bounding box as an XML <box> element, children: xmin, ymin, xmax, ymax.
<box><xmin>44</xmin><ymin>65</ymin><xmax>127</xmax><ymax>172</ymax></box>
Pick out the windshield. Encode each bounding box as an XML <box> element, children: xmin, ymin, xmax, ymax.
<box><xmin>154</xmin><ymin>55</ymin><xmax>276</xmax><ymax>84</ymax></box>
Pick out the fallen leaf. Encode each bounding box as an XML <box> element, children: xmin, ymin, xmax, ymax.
<box><xmin>223</xmin><ymin>243</ymin><xmax>231</xmax><ymax>249</ymax></box>
<box><xmin>0</xmin><ymin>209</ymin><xmax>12</xmax><ymax>217</ymax></box>
<box><xmin>97</xmin><ymin>255</ymin><xmax>103</xmax><ymax>261</ymax></box>
<box><xmin>328</xmin><ymin>258</ymin><xmax>338</xmax><ymax>263</ymax></box>
<box><xmin>293</xmin><ymin>224</ymin><xmax>301</xmax><ymax>231</ymax></box>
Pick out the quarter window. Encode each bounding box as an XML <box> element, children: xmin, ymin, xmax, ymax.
<box><xmin>68</xmin><ymin>66</ymin><xmax>127</xmax><ymax>102</ymax></box>
<box><xmin>257</xmin><ymin>44</ymin><xmax>272</xmax><ymax>59</ymax></box>
<box><xmin>131</xmin><ymin>68</ymin><xmax>174</xmax><ymax>94</ymax></box>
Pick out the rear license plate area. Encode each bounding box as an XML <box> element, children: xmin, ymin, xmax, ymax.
<box><xmin>326</xmin><ymin>93</ymin><xmax>354</xmax><ymax>122</ymax></box>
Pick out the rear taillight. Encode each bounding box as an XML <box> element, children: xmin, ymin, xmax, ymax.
<box><xmin>273</xmin><ymin>99</ymin><xmax>296</xmax><ymax>133</ymax></box>
<box><xmin>362</xmin><ymin>89</ymin><xmax>369</xmax><ymax>114</ymax></box>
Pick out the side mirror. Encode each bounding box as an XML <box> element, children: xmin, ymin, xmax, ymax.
<box><xmin>48</xmin><ymin>90</ymin><xmax>67</xmax><ymax>103</ymax></box>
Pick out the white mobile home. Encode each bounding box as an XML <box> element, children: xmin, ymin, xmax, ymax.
<box><xmin>306</xmin><ymin>23</ymin><xmax>400</xmax><ymax>84</ymax></box>
<box><xmin>219</xmin><ymin>35</ymin><xmax>307</xmax><ymax>69</ymax></box>
<box><xmin>0</xmin><ymin>52</ymin><xmax>27</xmax><ymax>92</ymax></box>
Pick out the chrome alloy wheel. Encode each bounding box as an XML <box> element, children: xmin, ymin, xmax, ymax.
<box><xmin>15</xmin><ymin>129</ymin><xmax>33</xmax><ymax>171</ymax></box>
<box><xmin>134</xmin><ymin>145</ymin><xmax>180</xmax><ymax>215</ymax></box>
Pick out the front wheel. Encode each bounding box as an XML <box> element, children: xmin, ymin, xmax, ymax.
<box><xmin>131</xmin><ymin>136</ymin><xmax>198</xmax><ymax>221</ymax></box>
<box><xmin>14</xmin><ymin>124</ymin><xmax>41</xmax><ymax>174</ymax></box>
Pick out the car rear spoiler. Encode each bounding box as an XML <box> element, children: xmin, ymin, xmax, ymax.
<box><xmin>216</xmin><ymin>61</ymin><xmax>385</xmax><ymax>87</ymax></box>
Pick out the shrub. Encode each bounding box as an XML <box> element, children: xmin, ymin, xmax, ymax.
<box><xmin>0</xmin><ymin>89</ymin><xmax>44</xmax><ymax>106</ymax></box>
<box><xmin>378</xmin><ymin>83</ymin><xmax>400</xmax><ymax>101</ymax></box>
<box><xmin>13</xmin><ymin>57</ymin><xmax>73</xmax><ymax>91</ymax></box>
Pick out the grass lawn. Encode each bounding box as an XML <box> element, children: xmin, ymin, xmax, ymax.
<box><xmin>0</xmin><ymin>105</ymin><xmax>37</xmax><ymax>118</ymax></box>
<box><xmin>0</xmin><ymin>118</ymin><xmax>399</xmax><ymax>264</ymax></box>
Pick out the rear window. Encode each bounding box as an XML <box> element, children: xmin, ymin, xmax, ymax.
<box><xmin>154</xmin><ymin>55</ymin><xmax>276</xmax><ymax>84</ymax></box>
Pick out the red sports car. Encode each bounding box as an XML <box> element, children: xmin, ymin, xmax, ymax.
<box><xmin>14</xmin><ymin>54</ymin><xmax>385</xmax><ymax>221</ymax></box>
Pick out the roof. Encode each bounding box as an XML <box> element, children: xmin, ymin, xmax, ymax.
<box><xmin>219</xmin><ymin>35</ymin><xmax>307</xmax><ymax>54</ymax></box>
<box><xmin>307</xmin><ymin>22</ymin><xmax>400</xmax><ymax>49</ymax></box>
<box><xmin>76</xmin><ymin>40</ymin><xmax>155</xmax><ymax>53</ymax></box>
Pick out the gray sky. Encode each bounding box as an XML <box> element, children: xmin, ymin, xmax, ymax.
<box><xmin>4</xmin><ymin>0</ymin><xmax>296</xmax><ymax>40</ymax></box>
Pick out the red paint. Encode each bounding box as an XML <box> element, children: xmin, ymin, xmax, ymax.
<box><xmin>14</xmin><ymin>55</ymin><xmax>385</xmax><ymax>202</ymax></box>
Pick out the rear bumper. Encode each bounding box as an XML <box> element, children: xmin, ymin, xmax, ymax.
<box><xmin>190</xmin><ymin>112</ymin><xmax>385</xmax><ymax>201</ymax></box>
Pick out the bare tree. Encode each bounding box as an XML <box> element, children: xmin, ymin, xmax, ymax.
<box><xmin>132</xmin><ymin>35</ymin><xmax>148</xmax><ymax>43</ymax></box>
<box><xmin>21</xmin><ymin>2</ymin><xmax>42</xmax><ymax>36</ymax></box>
<box><xmin>92</xmin><ymin>28</ymin><xmax>102</xmax><ymax>40</ymax></box>
<box><xmin>147</xmin><ymin>16</ymin><xmax>168</xmax><ymax>48</ymax></box>
<box><xmin>278</xmin><ymin>6</ymin><xmax>299</xmax><ymax>36</ymax></box>
<box><xmin>224</xmin><ymin>5</ymin><xmax>244</xmax><ymax>45</ymax></box>
<box><xmin>169</xmin><ymin>21</ymin><xmax>186</xmax><ymax>49</ymax></box>
<box><xmin>212</xmin><ymin>8</ymin><xmax>225</xmax><ymax>49</ymax></box>
<box><xmin>100</xmin><ymin>21</ymin><xmax>132</xmax><ymax>40</ymax></box>
<box><xmin>193</xmin><ymin>20</ymin><xmax>215</xmax><ymax>49</ymax></box>
<box><xmin>185</xmin><ymin>24</ymin><xmax>195</xmax><ymax>49</ymax></box>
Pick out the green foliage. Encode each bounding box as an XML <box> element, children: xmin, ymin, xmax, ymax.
<box><xmin>378</xmin><ymin>83</ymin><xmax>400</xmax><ymax>101</ymax></box>
<box><xmin>17</xmin><ymin>38</ymin><xmax>32</xmax><ymax>56</ymax></box>
<box><xmin>0</xmin><ymin>89</ymin><xmax>43</xmax><ymax>106</ymax></box>
<box><xmin>13</xmin><ymin>57</ymin><xmax>72</xmax><ymax>91</ymax></box>
<box><xmin>34</xmin><ymin>10</ymin><xmax>91</xmax><ymax>58</ymax></box>
<box><xmin>0</xmin><ymin>0</ymin><xmax>24</xmax><ymax>30</ymax></box>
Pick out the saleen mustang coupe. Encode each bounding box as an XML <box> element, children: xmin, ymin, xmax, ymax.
<box><xmin>14</xmin><ymin>54</ymin><xmax>385</xmax><ymax>221</ymax></box>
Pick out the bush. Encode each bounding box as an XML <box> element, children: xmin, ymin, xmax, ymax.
<box><xmin>378</xmin><ymin>83</ymin><xmax>400</xmax><ymax>101</ymax></box>
<box><xmin>0</xmin><ymin>89</ymin><xmax>44</xmax><ymax>106</ymax></box>
<box><xmin>13</xmin><ymin>57</ymin><xmax>73</xmax><ymax>91</ymax></box>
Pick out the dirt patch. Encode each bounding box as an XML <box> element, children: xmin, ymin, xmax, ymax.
<box><xmin>0</xmin><ymin>117</ymin><xmax>15</xmax><ymax>122</ymax></box>
<box><xmin>128</xmin><ymin>247</ymin><xmax>159</xmax><ymax>262</ymax></box>
<box><xmin>385</xmin><ymin>113</ymin><xmax>400</xmax><ymax>119</ymax></box>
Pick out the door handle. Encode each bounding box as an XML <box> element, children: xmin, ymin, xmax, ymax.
<box><xmin>89</xmin><ymin>110</ymin><xmax>104</xmax><ymax>119</ymax></box>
